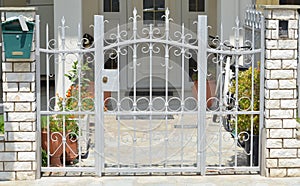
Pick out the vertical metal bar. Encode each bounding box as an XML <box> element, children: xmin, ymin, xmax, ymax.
<box><xmin>149</xmin><ymin>24</ymin><xmax>153</xmax><ymax>167</ymax></box>
<box><xmin>46</xmin><ymin>24</ymin><xmax>50</xmax><ymax>111</ymax></box>
<box><xmin>94</xmin><ymin>15</ymin><xmax>104</xmax><ymax>176</ymax></box>
<box><xmin>164</xmin><ymin>8</ymin><xmax>170</xmax><ymax>168</ymax></box>
<box><xmin>219</xmin><ymin>24</ymin><xmax>224</xmax><ymax>167</ymax></box>
<box><xmin>61</xmin><ymin>18</ymin><xmax>66</xmax><ymax>168</ymax></box>
<box><xmin>77</xmin><ymin>23</ymin><xmax>82</xmax><ymax>165</ymax></box>
<box><xmin>132</xmin><ymin>8</ymin><xmax>138</xmax><ymax>167</ymax></box>
<box><xmin>77</xmin><ymin>23</ymin><xmax>82</xmax><ymax>112</ymax></box>
<box><xmin>133</xmin><ymin>8</ymin><xmax>137</xmax><ymax>107</ymax></box>
<box><xmin>46</xmin><ymin>23</ymin><xmax>50</xmax><ymax>167</ymax></box>
<box><xmin>35</xmin><ymin>14</ymin><xmax>41</xmax><ymax>179</ymax></box>
<box><xmin>198</xmin><ymin>15</ymin><xmax>207</xmax><ymax>175</ymax></box>
<box><xmin>234</xmin><ymin>18</ymin><xmax>240</xmax><ymax>167</ymax></box>
<box><xmin>250</xmin><ymin>23</ymin><xmax>255</xmax><ymax>167</ymax></box>
<box><xmin>61</xmin><ymin>18</ymin><xmax>66</xmax><ymax>112</ymax></box>
<box><xmin>259</xmin><ymin>15</ymin><xmax>265</xmax><ymax>170</ymax></box>
<box><xmin>62</xmin><ymin>116</ymin><xmax>66</xmax><ymax>168</ymax></box>
<box><xmin>117</xmin><ymin>24</ymin><xmax>121</xmax><ymax>170</ymax></box>
<box><xmin>180</xmin><ymin>23</ymin><xmax>185</xmax><ymax>168</ymax></box>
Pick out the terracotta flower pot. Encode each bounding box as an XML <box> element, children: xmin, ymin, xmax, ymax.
<box><xmin>66</xmin><ymin>136</ymin><xmax>78</xmax><ymax>165</ymax></box>
<box><xmin>41</xmin><ymin>130</ymin><xmax>48</xmax><ymax>151</ymax></box>
<box><xmin>192</xmin><ymin>80</ymin><xmax>216</xmax><ymax>108</ymax></box>
<box><xmin>49</xmin><ymin>132</ymin><xmax>63</xmax><ymax>167</ymax></box>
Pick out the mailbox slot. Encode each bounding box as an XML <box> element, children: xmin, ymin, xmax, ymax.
<box><xmin>279</xmin><ymin>20</ymin><xmax>288</xmax><ymax>38</ymax></box>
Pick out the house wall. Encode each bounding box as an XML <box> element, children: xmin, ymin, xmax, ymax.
<box><xmin>82</xmin><ymin>0</ymin><xmax>218</xmax><ymax>38</ymax></box>
<box><xmin>27</xmin><ymin>0</ymin><xmax>54</xmax><ymax>76</ymax></box>
<box><xmin>53</xmin><ymin>0</ymin><xmax>82</xmax><ymax>97</ymax></box>
<box><xmin>1</xmin><ymin>0</ymin><xmax>27</xmax><ymax>6</ymax></box>
<box><xmin>82</xmin><ymin>0</ymin><xmax>99</xmax><ymax>36</ymax></box>
<box><xmin>217</xmin><ymin>0</ymin><xmax>253</xmax><ymax>40</ymax></box>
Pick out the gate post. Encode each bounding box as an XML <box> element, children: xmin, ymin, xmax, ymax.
<box><xmin>262</xmin><ymin>5</ymin><xmax>300</xmax><ymax>177</ymax></box>
<box><xmin>197</xmin><ymin>15</ymin><xmax>207</xmax><ymax>175</ymax></box>
<box><xmin>0</xmin><ymin>8</ymin><xmax>38</xmax><ymax>180</ymax></box>
<box><xmin>94</xmin><ymin>15</ymin><xmax>105</xmax><ymax>177</ymax></box>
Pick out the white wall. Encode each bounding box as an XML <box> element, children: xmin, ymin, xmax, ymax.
<box><xmin>54</xmin><ymin>0</ymin><xmax>82</xmax><ymax>42</ymax></box>
<box><xmin>82</xmin><ymin>0</ymin><xmax>99</xmax><ymax>36</ymax></box>
<box><xmin>54</xmin><ymin>0</ymin><xmax>82</xmax><ymax>98</ymax></box>
<box><xmin>27</xmin><ymin>0</ymin><xmax>54</xmax><ymax>76</ymax></box>
<box><xmin>217</xmin><ymin>0</ymin><xmax>253</xmax><ymax>40</ymax></box>
<box><xmin>1</xmin><ymin>0</ymin><xmax>26</xmax><ymax>6</ymax></box>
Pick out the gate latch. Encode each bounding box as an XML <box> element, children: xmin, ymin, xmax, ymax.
<box><xmin>102</xmin><ymin>76</ymin><xmax>108</xmax><ymax>83</ymax></box>
<box><xmin>101</xmin><ymin>69</ymin><xmax>118</xmax><ymax>91</ymax></box>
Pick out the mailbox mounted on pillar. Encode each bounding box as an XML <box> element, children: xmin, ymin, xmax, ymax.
<box><xmin>1</xmin><ymin>15</ymin><xmax>35</xmax><ymax>60</ymax></box>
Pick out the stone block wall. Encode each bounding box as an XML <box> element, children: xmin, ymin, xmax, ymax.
<box><xmin>263</xmin><ymin>6</ymin><xmax>300</xmax><ymax>177</ymax></box>
<box><xmin>0</xmin><ymin>61</ymin><xmax>37</xmax><ymax>180</ymax></box>
<box><xmin>0</xmin><ymin>10</ymin><xmax>37</xmax><ymax>180</ymax></box>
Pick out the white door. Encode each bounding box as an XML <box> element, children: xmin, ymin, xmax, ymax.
<box><xmin>98</xmin><ymin>0</ymin><xmax>128</xmax><ymax>92</ymax></box>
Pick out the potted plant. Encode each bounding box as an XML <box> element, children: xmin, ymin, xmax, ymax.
<box><xmin>47</xmin><ymin>116</ymin><xmax>64</xmax><ymax>167</ymax></box>
<box><xmin>41</xmin><ymin>115</ymin><xmax>64</xmax><ymax>167</ymax></box>
<box><xmin>42</xmin><ymin>60</ymin><xmax>95</xmax><ymax>167</ymax></box>
<box><xmin>41</xmin><ymin>114</ymin><xmax>79</xmax><ymax>166</ymax></box>
<box><xmin>54</xmin><ymin>60</ymin><xmax>93</xmax><ymax>165</ymax></box>
<box><xmin>230</xmin><ymin>65</ymin><xmax>260</xmax><ymax>166</ymax></box>
<box><xmin>51</xmin><ymin>114</ymin><xmax>79</xmax><ymax>165</ymax></box>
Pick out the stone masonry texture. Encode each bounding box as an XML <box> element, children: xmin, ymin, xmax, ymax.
<box><xmin>264</xmin><ymin>6</ymin><xmax>300</xmax><ymax>177</ymax></box>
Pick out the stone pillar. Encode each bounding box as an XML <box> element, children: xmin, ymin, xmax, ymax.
<box><xmin>263</xmin><ymin>5</ymin><xmax>300</xmax><ymax>177</ymax></box>
<box><xmin>0</xmin><ymin>8</ymin><xmax>37</xmax><ymax>180</ymax></box>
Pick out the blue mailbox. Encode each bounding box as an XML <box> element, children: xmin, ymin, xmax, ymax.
<box><xmin>1</xmin><ymin>16</ymin><xmax>35</xmax><ymax>60</ymax></box>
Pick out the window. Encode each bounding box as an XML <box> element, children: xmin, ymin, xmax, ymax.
<box><xmin>143</xmin><ymin>0</ymin><xmax>165</xmax><ymax>26</ymax></box>
<box><xmin>189</xmin><ymin>0</ymin><xmax>205</xmax><ymax>12</ymax></box>
<box><xmin>280</xmin><ymin>0</ymin><xmax>300</xmax><ymax>4</ymax></box>
<box><xmin>104</xmin><ymin>0</ymin><xmax>119</xmax><ymax>12</ymax></box>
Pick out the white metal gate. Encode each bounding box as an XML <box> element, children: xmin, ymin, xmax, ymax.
<box><xmin>95</xmin><ymin>8</ymin><xmax>207</xmax><ymax>175</ymax></box>
<box><xmin>37</xmin><ymin>7</ymin><xmax>265</xmax><ymax>176</ymax></box>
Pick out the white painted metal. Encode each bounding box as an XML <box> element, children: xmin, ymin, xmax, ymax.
<box><xmin>37</xmin><ymin>6</ymin><xmax>265</xmax><ymax>176</ymax></box>
<box><xmin>95</xmin><ymin>15</ymin><xmax>104</xmax><ymax>176</ymax></box>
<box><xmin>198</xmin><ymin>15</ymin><xmax>207</xmax><ymax>175</ymax></box>
<box><xmin>38</xmin><ymin>13</ymin><xmax>98</xmax><ymax>173</ymax></box>
<box><xmin>100</xmin><ymin>8</ymin><xmax>204</xmax><ymax>174</ymax></box>
<box><xmin>35</xmin><ymin>14</ymin><xmax>42</xmax><ymax>179</ymax></box>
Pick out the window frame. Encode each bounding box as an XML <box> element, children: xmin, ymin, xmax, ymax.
<box><xmin>189</xmin><ymin>0</ymin><xmax>205</xmax><ymax>12</ymax></box>
<box><xmin>104</xmin><ymin>0</ymin><xmax>120</xmax><ymax>12</ymax></box>
<box><xmin>280</xmin><ymin>0</ymin><xmax>300</xmax><ymax>5</ymax></box>
<box><xmin>143</xmin><ymin>0</ymin><xmax>166</xmax><ymax>26</ymax></box>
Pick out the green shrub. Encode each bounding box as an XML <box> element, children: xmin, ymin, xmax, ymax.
<box><xmin>41</xmin><ymin>116</ymin><xmax>48</xmax><ymax>131</ymax></box>
<box><xmin>41</xmin><ymin>149</ymin><xmax>48</xmax><ymax>167</ymax></box>
<box><xmin>230</xmin><ymin>66</ymin><xmax>260</xmax><ymax>135</ymax></box>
